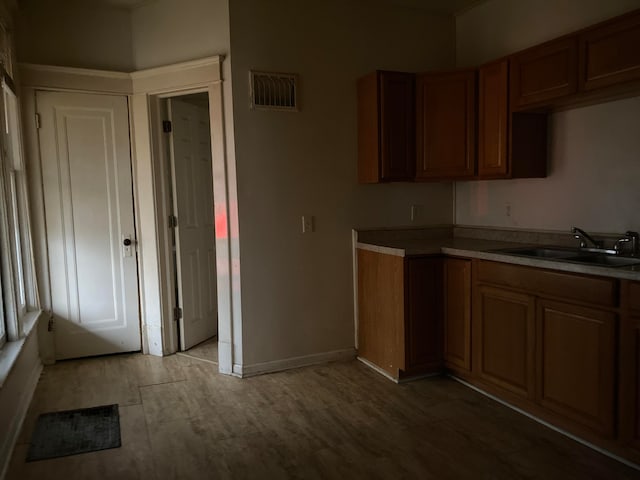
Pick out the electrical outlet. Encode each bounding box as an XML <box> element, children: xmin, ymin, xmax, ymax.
<box><xmin>301</xmin><ymin>215</ymin><xmax>314</xmax><ymax>233</ymax></box>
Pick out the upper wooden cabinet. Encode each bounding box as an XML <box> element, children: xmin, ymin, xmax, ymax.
<box><xmin>478</xmin><ymin>60</ymin><xmax>548</xmax><ymax>179</ymax></box>
<box><xmin>579</xmin><ymin>10</ymin><xmax>640</xmax><ymax>91</ymax></box>
<box><xmin>510</xmin><ymin>37</ymin><xmax>578</xmax><ymax>110</ymax></box>
<box><xmin>357</xmin><ymin>9</ymin><xmax>640</xmax><ymax>184</ymax></box>
<box><xmin>478</xmin><ymin>60</ymin><xmax>509</xmax><ymax>177</ymax></box>
<box><xmin>416</xmin><ymin>70</ymin><xmax>476</xmax><ymax>179</ymax></box>
<box><xmin>357</xmin><ymin>71</ymin><xmax>416</xmax><ymax>183</ymax></box>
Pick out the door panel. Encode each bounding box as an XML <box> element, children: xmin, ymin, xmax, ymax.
<box><xmin>537</xmin><ymin>299</ymin><xmax>616</xmax><ymax>437</ymax></box>
<box><xmin>37</xmin><ymin>91</ymin><xmax>140</xmax><ymax>360</ymax></box>
<box><xmin>380</xmin><ymin>72</ymin><xmax>416</xmax><ymax>181</ymax></box>
<box><xmin>474</xmin><ymin>285</ymin><xmax>536</xmax><ymax>399</ymax></box>
<box><xmin>478</xmin><ymin>60</ymin><xmax>509</xmax><ymax>178</ymax></box>
<box><xmin>444</xmin><ymin>258</ymin><xmax>471</xmax><ymax>371</ymax></box>
<box><xmin>416</xmin><ymin>70</ymin><xmax>476</xmax><ymax>179</ymax></box>
<box><xmin>169</xmin><ymin>98</ymin><xmax>217</xmax><ymax>350</ymax></box>
<box><xmin>510</xmin><ymin>37</ymin><xmax>578</xmax><ymax>109</ymax></box>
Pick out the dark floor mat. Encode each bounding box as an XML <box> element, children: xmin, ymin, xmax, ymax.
<box><xmin>26</xmin><ymin>404</ymin><xmax>121</xmax><ymax>462</ymax></box>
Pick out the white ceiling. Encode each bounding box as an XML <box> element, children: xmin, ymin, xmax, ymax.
<box><xmin>84</xmin><ymin>0</ymin><xmax>485</xmax><ymax>15</ymax></box>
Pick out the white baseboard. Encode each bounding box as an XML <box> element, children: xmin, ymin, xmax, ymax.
<box><xmin>0</xmin><ymin>360</ymin><xmax>42</xmax><ymax>480</ymax></box>
<box><xmin>237</xmin><ymin>348</ymin><xmax>356</xmax><ymax>378</ymax></box>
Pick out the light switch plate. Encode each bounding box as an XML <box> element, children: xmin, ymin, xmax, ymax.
<box><xmin>302</xmin><ymin>215</ymin><xmax>314</xmax><ymax>233</ymax></box>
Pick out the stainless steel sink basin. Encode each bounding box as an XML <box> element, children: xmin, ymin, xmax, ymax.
<box><xmin>564</xmin><ymin>255</ymin><xmax>640</xmax><ymax>267</ymax></box>
<box><xmin>496</xmin><ymin>246</ymin><xmax>640</xmax><ymax>268</ymax></box>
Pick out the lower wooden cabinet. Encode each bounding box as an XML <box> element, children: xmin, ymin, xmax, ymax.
<box><xmin>406</xmin><ymin>257</ymin><xmax>444</xmax><ymax>373</ymax></box>
<box><xmin>472</xmin><ymin>260</ymin><xmax>626</xmax><ymax>440</ymax></box>
<box><xmin>444</xmin><ymin>258</ymin><xmax>471</xmax><ymax>372</ymax></box>
<box><xmin>357</xmin><ymin>248</ymin><xmax>405</xmax><ymax>375</ymax></box>
<box><xmin>536</xmin><ymin>299</ymin><xmax>616</xmax><ymax>437</ymax></box>
<box><xmin>634</xmin><ymin>318</ymin><xmax>640</xmax><ymax>449</ymax></box>
<box><xmin>357</xmin><ymin>248</ymin><xmax>442</xmax><ymax>379</ymax></box>
<box><xmin>620</xmin><ymin>280</ymin><xmax>640</xmax><ymax>452</ymax></box>
<box><xmin>473</xmin><ymin>285</ymin><xmax>536</xmax><ymax>399</ymax></box>
<box><xmin>357</xmin><ymin>252</ymin><xmax>640</xmax><ymax>462</ymax></box>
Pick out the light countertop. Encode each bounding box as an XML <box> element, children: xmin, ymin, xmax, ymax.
<box><xmin>356</xmin><ymin>236</ymin><xmax>640</xmax><ymax>281</ymax></box>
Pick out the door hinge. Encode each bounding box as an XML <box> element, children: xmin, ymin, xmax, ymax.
<box><xmin>162</xmin><ymin>120</ymin><xmax>172</xmax><ymax>133</ymax></box>
<box><xmin>168</xmin><ymin>215</ymin><xmax>178</xmax><ymax>228</ymax></box>
<box><xmin>47</xmin><ymin>315</ymin><xmax>54</xmax><ymax>332</ymax></box>
<box><xmin>35</xmin><ymin>113</ymin><xmax>41</xmax><ymax>129</ymax></box>
<box><xmin>173</xmin><ymin>307</ymin><xmax>182</xmax><ymax>321</ymax></box>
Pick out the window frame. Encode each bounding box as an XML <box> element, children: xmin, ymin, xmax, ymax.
<box><xmin>0</xmin><ymin>67</ymin><xmax>39</xmax><ymax>347</ymax></box>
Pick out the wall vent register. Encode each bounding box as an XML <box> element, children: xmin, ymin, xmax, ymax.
<box><xmin>249</xmin><ymin>71</ymin><xmax>298</xmax><ymax>111</ymax></box>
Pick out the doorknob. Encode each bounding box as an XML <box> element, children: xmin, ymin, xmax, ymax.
<box><xmin>122</xmin><ymin>235</ymin><xmax>134</xmax><ymax>257</ymax></box>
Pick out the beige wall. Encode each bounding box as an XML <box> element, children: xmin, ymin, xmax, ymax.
<box><xmin>131</xmin><ymin>0</ymin><xmax>229</xmax><ymax>70</ymax></box>
<box><xmin>229</xmin><ymin>0</ymin><xmax>456</xmax><ymax>366</ymax></box>
<box><xmin>16</xmin><ymin>0</ymin><xmax>134</xmax><ymax>71</ymax></box>
<box><xmin>455</xmin><ymin>0</ymin><xmax>640</xmax><ymax>234</ymax></box>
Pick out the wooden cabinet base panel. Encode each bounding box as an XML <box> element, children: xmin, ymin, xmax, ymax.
<box><xmin>447</xmin><ymin>370</ymin><xmax>640</xmax><ymax>467</ymax></box>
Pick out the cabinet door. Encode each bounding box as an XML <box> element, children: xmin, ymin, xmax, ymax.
<box><xmin>478</xmin><ymin>60</ymin><xmax>509</xmax><ymax>178</ymax></box>
<box><xmin>620</xmin><ymin>281</ymin><xmax>640</xmax><ymax>450</ymax></box>
<box><xmin>357</xmin><ymin>71</ymin><xmax>415</xmax><ymax>183</ymax></box>
<box><xmin>621</xmin><ymin>316</ymin><xmax>640</xmax><ymax>450</ymax></box>
<box><xmin>380</xmin><ymin>72</ymin><xmax>416</xmax><ymax>181</ymax></box>
<box><xmin>474</xmin><ymin>285</ymin><xmax>536</xmax><ymax>399</ymax></box>
<box><xmin>357</xmin><ymin>248</ymin><xmax>405</xmax><ymax>376</ymax></box>
<box><xmin>537</xmin><ymin>299</ymin><xmax>616</xmax><ymax>437</ymax></box>
<box><xmin>579</xmin><ymin>11</ymin><xmax>640</xmax><ymax>91</ymax></box>
<box><xmin>444</xmin><ymin>258</ymin><xmax>471</xmax><ymax>372</ymax></box>
<box><xmin>405</xmin><ymin>257</ymin><xmax>443</xmax><ymax>374</ymax></box>
<box><xmin>510</xmin><ymin>37</ymin><xmax>578</xmax><ymax>109</ymax></box>
<box><xmin>416</xmin><ymin>70</ymin><xmax>476</xmax><ymax>179</ymax></box>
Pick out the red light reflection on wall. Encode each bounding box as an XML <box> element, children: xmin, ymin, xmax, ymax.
<box><xmin>215</xmin><ymin>211</ymin><xmax>227</xmax><ymax>239</ymax></box>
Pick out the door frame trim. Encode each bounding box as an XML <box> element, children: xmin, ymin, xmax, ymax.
<box><xmin>20</xmin><ymin>57</ymin><xmax>240</xmax><ymax>375</ymax></box>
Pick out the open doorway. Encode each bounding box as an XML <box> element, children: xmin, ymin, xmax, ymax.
<box><xmin>163</xmin><ymin>93</ymin><xmax>218</xmax><ymax>365</ymax></box>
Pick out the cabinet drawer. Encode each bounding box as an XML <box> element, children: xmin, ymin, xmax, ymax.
<box><xmin>476</xmin><ymin>260</ymin><xmax>617</xmax><ymax>308</ymax></box>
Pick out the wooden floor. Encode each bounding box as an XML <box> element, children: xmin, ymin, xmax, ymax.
<box><xmin>178</xmin><ymin>337</ymin><xmax>218</xmax><ymax>364</ymax></box>
<box><xmin>7</xmin><ymin>354</ymin><xmax>639</xmax><ymax>480</ymax></box>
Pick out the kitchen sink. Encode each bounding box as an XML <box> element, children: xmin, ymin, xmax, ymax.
<box><xmin>497</xmin><ymin>247</ymin><xmax>578</xmax><ymax>259</ymax></box>
<box><xmin>496</xmin><ymin>246</ymin><xmax>640</xmax><ymax>268</ymax></box>
<box><xmin>563</xmin><ymin>255</ymin><xmax>640</xmax><ymax>267</ymax></box>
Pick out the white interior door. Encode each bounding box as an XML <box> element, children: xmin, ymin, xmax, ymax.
<box><xmin>168</xmin><ymin>97</ymin><xmax>217</xmax><ymax>350</ymax></box>
<box><xmin>37</xmin><ymin>91</ymin><xmax>141</xmax><ymax>360</ymax></box>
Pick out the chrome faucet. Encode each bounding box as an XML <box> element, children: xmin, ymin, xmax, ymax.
<box><xmin>615</xmin><ymin>231</ymin><xmax>640</xmax><ymax>256</ymax></box>
<box><xmin>571</xmin><ymin>227</ymin><xmax>602</xmax><ymax>249</ymax></box>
